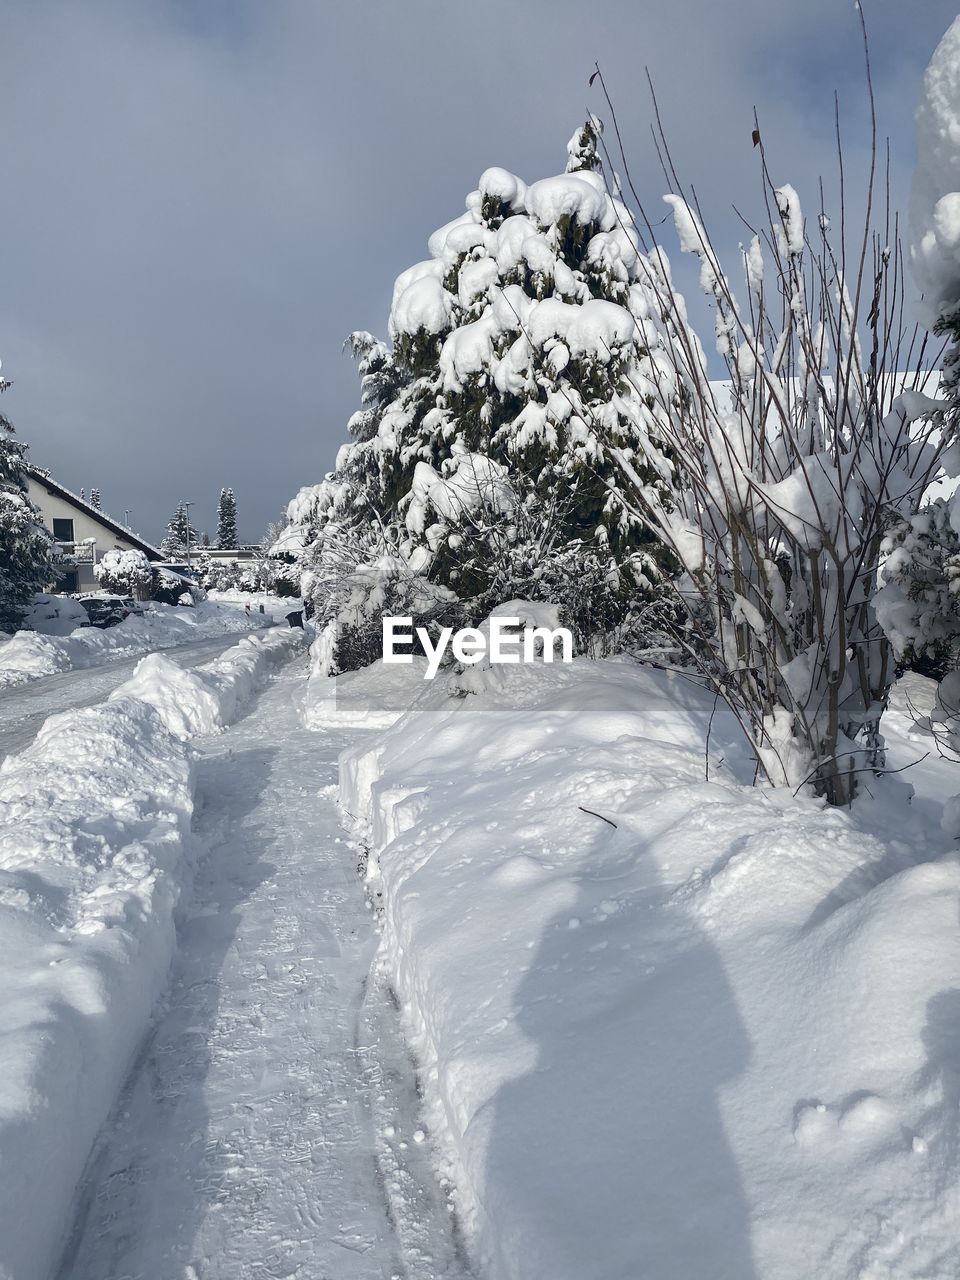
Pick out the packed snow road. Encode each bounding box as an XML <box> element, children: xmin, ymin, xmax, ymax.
<box><xmin>58</xmin><ymin>661</ymin><xmax>470</xmax><ymax>1280</ymax></box>
<box><xmin>0</xmin><ymin>633</ymin><xmax>250</xmax><ymax>760</ymax></box>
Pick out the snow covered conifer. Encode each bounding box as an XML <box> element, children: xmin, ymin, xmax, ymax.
<box><xmin>161</xmin><ymin>502</ymin><xmax>199</xmax><ymax>558</ymax></box>
<box><xmin>90</xmin><ymin>487</ymin><xmax>101</xmax><ymax>511</ymax></box>
<box><xmin>0</xmin><ymin>375</ymin><xmax>55</xmax><ymax>632</ymax></box>
<box><xmin>216</xmin><ymin>487</ymin><xmax>239</xmax><ymax>549</ymax></box>
<box><xmin>302</xmin><ymin>124</ymin><xmax>694</xmax><ymax>660</ymax></box>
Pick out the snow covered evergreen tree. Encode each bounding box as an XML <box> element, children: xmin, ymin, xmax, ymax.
<box><xmin>298</xmin><ymin>122</ymin><xmax>694</xmax><ymax>665</ymax></box>
<box><xmin>161</xmin><ymin>502</ymin><xmax>199</xmax><ymax>558</ymax></box>
<box><xmin>216</xmin><ymin>488</ymin><xmax>238</xmax><ymax>549</ymax></box>
<box><xmin>0</xmin><ymin>376</ymin><xmax>55</xmax><ymax>632</ymax></box>
<box><xmin>90</xmin><ymin>487</ymin><xmax>101</xmax><ymax>511</ymax></box>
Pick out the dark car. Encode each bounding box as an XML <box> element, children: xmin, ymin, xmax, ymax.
<box><xmin>76</xmin><ymin>595</ymin><xmax>131</xmax><ymax>629</ymax></box>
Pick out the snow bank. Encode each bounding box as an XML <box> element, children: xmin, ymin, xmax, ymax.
<box><xmin>206</xmin><ymin>588</ymin><xmax>303</xmax><ymax>616</ymax></box>
<box><xmin>0</xmin><ymin>628</ymin><xmax>304</xmax><ymax>1277</ymax></box>
<box><xmin>0</xmin><ymin>599</ymin><xmax>276</xmax><ymax>691</ymax></box>
<box><xmin>111</xmin><ymin>626</ymin><xmax>306</xmax><ymax>739</ymax></box>
<box><xmin>0</xmin><ymin>698</ymin><xmax>194</xmax><ymax>1280</ymax></box>
<box><xmin>338</xmin><ymin>658</ymin><xmax>960</xmax><ymax>1280</ymax></box>
<box><xmin>304</xmin><ymin>651</ymin><xmax>431</xmax><ymax>732</ymax></box>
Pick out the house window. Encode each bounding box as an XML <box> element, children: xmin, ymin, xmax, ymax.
<box><xmin>59</xmin><ymin>569</ymin><xmax>79</xmax><ymax>593</ymax></box>
<box><xmin>52</xmin><ymin>517</ymin><xmax>75</xmax><ymax>542</ymax></box>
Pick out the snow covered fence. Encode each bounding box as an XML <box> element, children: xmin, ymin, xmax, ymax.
<box><xmin>338</xmin><ymin>657</ymin><xmax>960</xmax><ymax>1280</ymax></box>
<box><xmin>110</xmin><ymin>625</ymin><xmax>306</xmax><ymax>739</ymax></box>
<box><xmin>0</xmin><ymin>627</ymin><xmax>304</xmax><ymax>1278</ymax></box>
<box><xmin>0</xmin><ymin>698</ymin><xmax>194</xmax><ymax>1280</ymax></box>
<box><xmin>0</xmin><ymin>599</ymin><xmax>277</xmax><ymax>691</ymax></box>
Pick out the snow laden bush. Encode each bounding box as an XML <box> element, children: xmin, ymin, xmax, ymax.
<box><xmin>94</xmin><ymin>547</ymin><xmax>154</xmax><ymax>600</ymax></box>
<box><xmin>291</xmin><ymin>123</ymin><xmax>695</xmax><ymax>667</ymax></box>
<box><xmin>0</xmin><ymin>374</ymin><xmax>55</xmax><ymax>632</ymax></box>
<box><xmin>598</xmin><ymin>108</ymin><xmax>943</xmax><ymax>804</ymax></box>
<box><xmin>404</xmin><ymin>451</ymin><xmax>679</xmax><ymax>657</ymax></box>
<box><xmin>304</xmin><ymin>511</ymin><xmax>459</xmax><ymax>677</ymax></box>
<box><xmin>875</xmin><ymin>500</ymin><xmax>960</xmax><ymax>679</ymax></box>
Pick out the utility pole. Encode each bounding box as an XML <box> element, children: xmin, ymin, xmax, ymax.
<box><xmin>184</xmin><ymin>501</ymin><xmax>193</xmax><ymax>570</ymax></box>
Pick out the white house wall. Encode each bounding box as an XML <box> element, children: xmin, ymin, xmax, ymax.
<box><xmin>26</xmin><ymin>476</ymin><xmax>155</xmax><ymax>592</ymax></box>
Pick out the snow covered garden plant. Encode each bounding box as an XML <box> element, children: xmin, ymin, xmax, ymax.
<box><xmin>593</xmin><ymin>80</ymin><xmax>944</xmax><ymax>804</ymax></box>
<box><xmin>94</xmin><ymin>547</ymin><xmax>154</xmax><ymax>600</ymax></box>
<box><xmin>304</xmin><ymin>508</ymin><xmax>459</xmax><ymax>676</ymax></box>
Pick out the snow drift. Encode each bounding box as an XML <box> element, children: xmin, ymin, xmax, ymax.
<box><xmin>0</xmin><ymin>627</ymin><xmax>304</xmax><ymax>1278</ymax></box>
<box><xmin>111</xmin><ymin>626</ymin><xmax>306</xmax><ymax>739</ymax></box>
<box><xmin>337</xmin><ymin>657</ymin><xmax>960</xmax><ymax>1280</ymax></box>
<box><xmin>0</xmin><ymin>600</ymin><xmax>277</xmax><ymax>691</ymax></box>
<box><xmin>0</xmin><ymin>698</ymin><xmax>194</xmax><ymax>1280</ymax></box>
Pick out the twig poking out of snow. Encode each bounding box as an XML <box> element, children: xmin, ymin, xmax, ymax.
<box><xmin>577</xmin><ymin>804</ymin><xmax>618</xmax><ymax>828</ymax></box>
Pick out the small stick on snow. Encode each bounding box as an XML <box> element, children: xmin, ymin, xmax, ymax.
<box><xmin>578</xmin><ymin>805</ymin><xmax>618</xmax><ymax>829</ymax></box>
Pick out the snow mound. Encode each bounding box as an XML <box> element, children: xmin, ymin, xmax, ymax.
<box><xmin>0</xmin><ymin>625</ymin><xmax>303</xmax><ymax>1277</ymax></box>
<box><xmin>0</xmin><ymin>599</ymin><xmax>276</xmax><ymax>691</ymax></box>
<box><xmin>339</xmin><ymin>658</ymin><xmax>960</xmax><ymax>1280</ymax></box>
<box><xmin>0</xmin><ymin>698</ymin><xmax>195</xmax><ymax>1280</ymax></box>
<box><xmin>21</xmin><ymin>592</ymin><xmax>90</xmax><ymax>636</ymax></box>
<box><xmin>304</xmin><ymin>654</ymin><xmax>431</xmax><ymax>732</ymax></box>
<box><xmin>111</xmin><ymin>626</ymin><xmax>306</xmax><ymax>739</ymax></box>
<box><xmin>390</xmin><ymin>267</ymin><xmax>455</xmax><ymax>338</ymax></box>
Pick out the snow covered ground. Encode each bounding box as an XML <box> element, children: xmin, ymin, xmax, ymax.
<box><xmin>0</xmin><ymin>629</ymin><xmax>305</xmax><ymax>1280</ymax></box>
<box><xmin>0</xmin><ymin>633</ymin><xmax>255</xmax><ymax>761</ymax></box>
<box><xmin>206</xmin><ymin>588</ymin><xmax>303</xmax><ymax>616</ymax></box>
<box><xmin>334</xmin><ymin>656</ymin><xmax>960</xmax><ymax>1280</ymax></box>
<box><xmin>0</xmin><ymin>600</ymin><xmax>279</xmax><ymax>691</ymax></box>
<box><xmin>58</xmin><ymin>663</ymin><xmax>469</xmax><ymax>1280</ymax></box>
<box><xmin>6</xmin><ymin>623</ymin><xmax>958</xmax><ymax>1280</ymax></box>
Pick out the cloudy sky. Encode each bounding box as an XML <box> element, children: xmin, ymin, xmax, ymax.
<box><xmin>3</xmin><ymin>0</ymin><xmax>957</xmax><ymax>544</ymax></box>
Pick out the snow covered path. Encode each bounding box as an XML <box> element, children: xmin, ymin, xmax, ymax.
<box><xmin>58</xmin><ymin>662</ymin><xmax>470</xmax><ymax>1280</ymax></box>
<box><xmin>0</xmin><ymin>633</ymin><xmax>252</xmax><ymax>760</ymax></box>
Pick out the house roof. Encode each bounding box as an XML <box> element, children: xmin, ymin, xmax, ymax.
<box><xmin>26</xmin><ymin>465</ymin><xmax>165</xmax><ymax>560</ymax></box>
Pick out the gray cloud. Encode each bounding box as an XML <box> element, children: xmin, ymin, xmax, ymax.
<box><xmin>2</xmin><ymin>0</ymin><xmax>956</xmax><ymax>542</ymax></box>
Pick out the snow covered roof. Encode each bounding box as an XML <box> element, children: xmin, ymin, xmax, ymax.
<box><xmin>25</xmin><ymin>465</ymin><xmax>165</xmax><ymax>559</ymax></box>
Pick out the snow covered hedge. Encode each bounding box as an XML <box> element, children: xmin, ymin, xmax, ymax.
<box><xmin>338</xmin><ymin>658</ymin><xmax>960</xmax><ymax>1279</ymax></box>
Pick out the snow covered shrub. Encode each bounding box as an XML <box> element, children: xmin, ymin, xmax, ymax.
<box><xmin>875</xmin><ymin>500</ymin><xmax>960</xmax><ymax>679</ymax></box>
<box><xmin>151</xmin><ymin>567</ymin><xmax>203</xmax><ymax>606</ymax></box>
<box><xmin>418</xmin><ymin>458</ymin><xmax>681</xmax><ymax>656</ymax></box>
<box><xmin>594</xmin><ymin>74</ymin><xmax>943</xmax><ymax>804</ymax></box>
<box><xmin>94</xmin><ymin>547</ymin><xmax>154</xmax><ymax>600</ymax></box>
<box><xmin>0</xmin><ymin>375</ymin><xmax>55</xmax><ymax>632</ymax></box>
<box><xmin>305</xmin><ymin>515</ymin><xmax>459</xmax><ymax>676</ymax></box>
<box><xmin>879</xmin><ymin>15</ymin><xmax>960</xmax><ymax>789</ymax></box>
